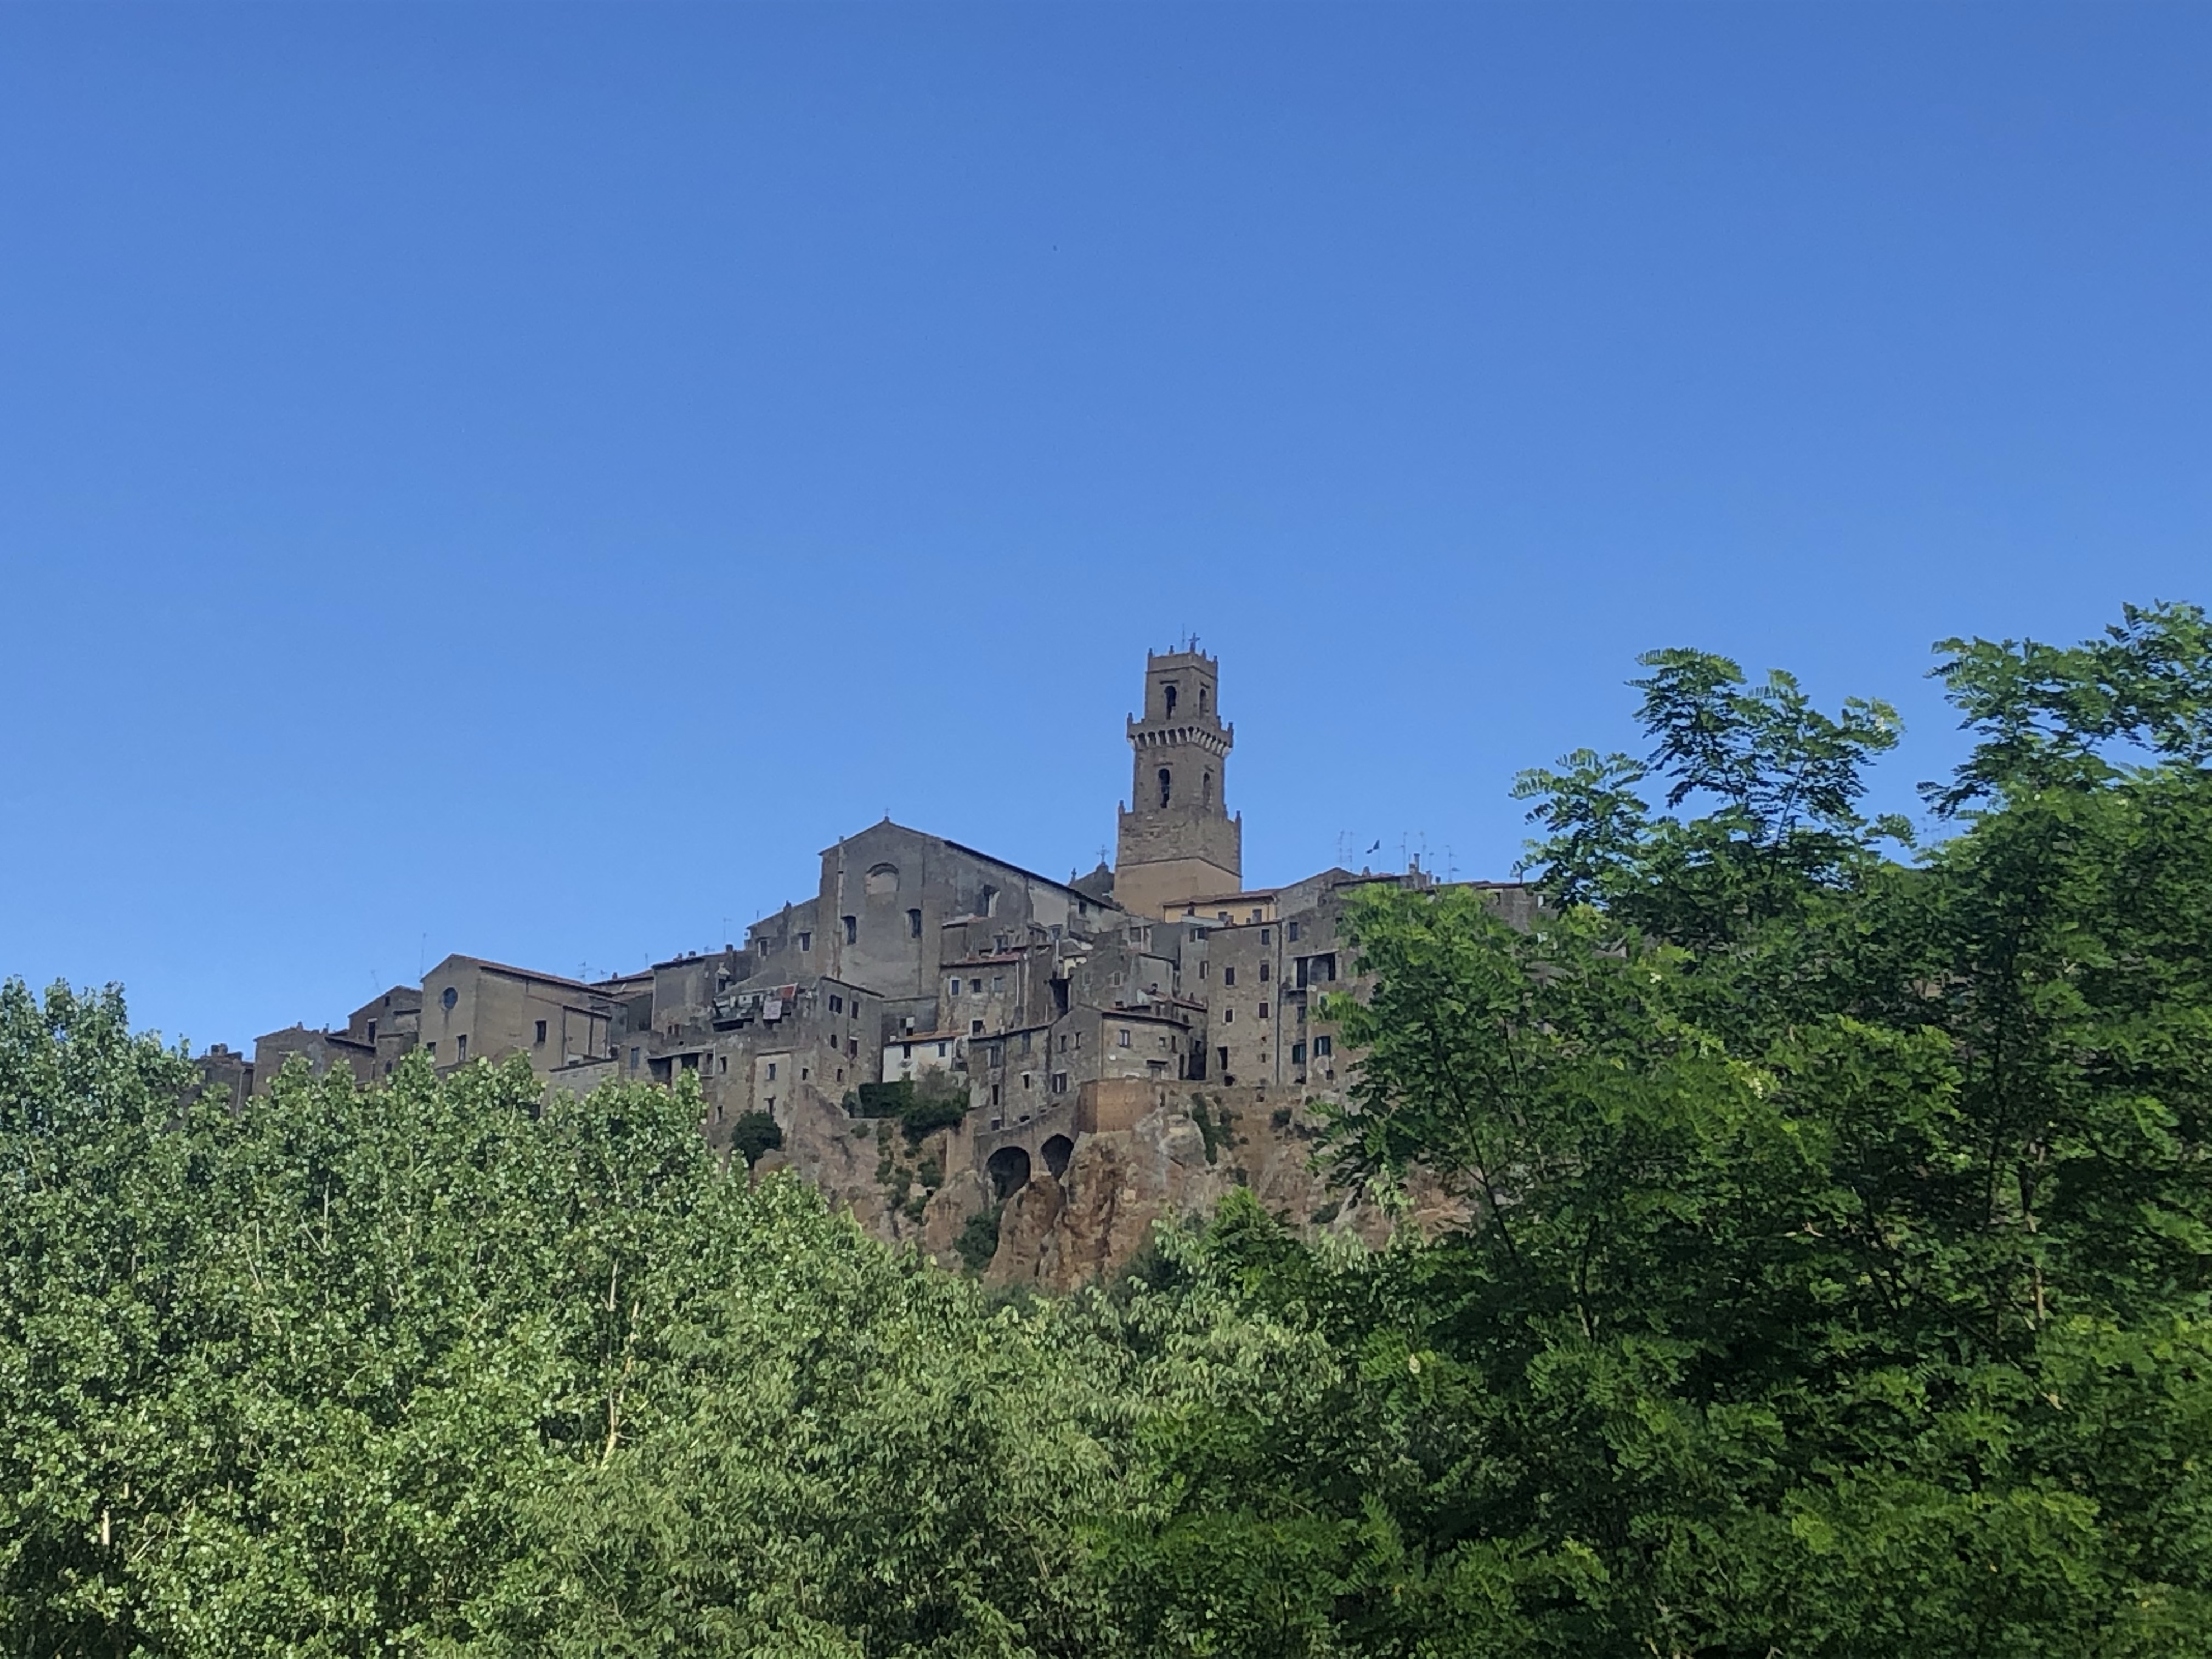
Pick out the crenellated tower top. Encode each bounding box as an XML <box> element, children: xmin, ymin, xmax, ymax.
<box><xmin>1113</xmin><ymin>646</ymin><xmax>1243</xmax><ymax>918</ymax></box>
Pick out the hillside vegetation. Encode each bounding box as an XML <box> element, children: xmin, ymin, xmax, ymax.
<box><xmin>6</xmin><ymin>603</ymin><xmax>2212</xmax><ymax>1656</ymax></box>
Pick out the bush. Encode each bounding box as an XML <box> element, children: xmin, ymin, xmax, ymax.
<box><xmin>729</xmin><ymin>1109</ymin><xmax>782</xmax><ymax>1167</ymax></box>
<box><xmin>955</xmin><ymin>1204</ymin><xmax>1003</xmax><ymax>1273</ymax></box>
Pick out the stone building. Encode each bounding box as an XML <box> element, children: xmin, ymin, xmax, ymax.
<box><xmin>219</xmin><ymin>644</ymin><xmax>1530</xmax><ymax>1277</ymax></box>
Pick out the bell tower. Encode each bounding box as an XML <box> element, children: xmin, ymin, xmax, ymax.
<box><xmin>1114</xmin><ymin>645</ymin><xmax>1243</xmax><ymax>919</ymax></box>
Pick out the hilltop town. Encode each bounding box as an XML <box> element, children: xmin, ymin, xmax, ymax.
<box><xmin>200</xmin><ymin>648</ymin><xmax>1528</xmax><ymax>1277</ymax></box>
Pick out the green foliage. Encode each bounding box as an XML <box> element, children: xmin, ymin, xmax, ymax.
<box><xmin>900</xmin><ymin>1071</ymin><xmax>969</xmax><ymax>1146</ymax></box>
<box><xmin>954</xmin><ymin>1204</ymin><xmax>1004</xmax><ymax>1273</ymax></box>
<box><xmin>728</xmin><ymin>1108</ymin><xmax>782</xmax><ymax>1166</ymax></box>
<box><xmin>854</xmin><ymin>1072</ymin><xmax>968</xmax><ymax>1145</ymax></box>
<box><xmin>1187</xmin><ymin>1094</ymin><xmax>1227</xmax><ymax>1164</ymax></box>
<box><xmin>10</xmin><ymin>601</ymin><xmax>2212</xmax><ymax>1656</ymax></box>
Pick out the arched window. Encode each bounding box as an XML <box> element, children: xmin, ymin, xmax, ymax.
<box><xmin>1199</xmin><ymin>684</ymin><xmax>1210</xmax><ymax>712</ymax></box>
<box><xmin>864</xmin><ymin>863</ymin><xmax>899</xmax><ymax>895</ymax></box>
<box><xmin>1157</xmin><ymin>768</ymin><xmax>1172</xmax><ymax>809</ymax></box>
<box><xmin>1203</xmin><ymin>769</ymin><xmax>1214</xmax><ymax>807</ymax></box>
<box><xmin>1164</xmin><ymin>683</ymin><xmax>1178</xmax><ymax>715</ymax></box>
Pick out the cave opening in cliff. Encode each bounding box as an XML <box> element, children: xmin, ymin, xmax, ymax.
<box><xmin>1040</xmin><ymin>1135</ymin><xmax>1073</xmax><ymax>1180</ymax></box>
<box><xmin>986</xmin><ymin>1144</ymin><xmax>1031</xmax><ymax>1200</ymax></box>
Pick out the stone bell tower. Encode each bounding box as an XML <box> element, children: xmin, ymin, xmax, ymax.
<box><xmin>1114</xmin><ymin>645</ymin><xmax>1243</xmax><ymax>919</ymax></box>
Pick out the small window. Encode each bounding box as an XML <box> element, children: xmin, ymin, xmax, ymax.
<box><xmin>1199</xmin><ymin>960</ymin><xmax>1208</xmax><ymax>979</ymax></box>
<box><xmin>1023</xmin><ymin>1072</ymin><xmax>1034</xmax><ymax>1090</ymax></box>
<box><xmin>1259</xmin><ymin>962</ymin><xmax>1271</xmax><ymax>983</ymax></box>
<box><xmin>629</xmin><ymin>1046</ymin><xmax>640</xmax><ymax>1069</ymax></box>
<box><xmin>801</xmin><ymin>1066</ymin><xmax>809</xmax><ymax>1080</ymax></box>
<box><xmin>935</xmin><ymin>1041</ymin><xmax>948</xmax><ymax>1057</ymax></box>
<box><xmin>1291</xmin><ymin>1041</ymin><xmax>1306</xmax><ymax>1064</ymax></box>
<box><xmin>989</xmin><ymin>1043</ymin><xmax>1003</xmax><ymax>1067</ymax></box>
<box><xmin>992</xmin><ymin>1084</ymin><xmax>1002</xmax><ymax>1107</ymax></box>
<box><xmin>1315</xmin><ymin>1035</ymin><xmax>1334</xmax><ymax>1057</ymax></box>
<box><xmin>843</xmin><ymin>915</ymin><xmax>857</xmax><ymax>943</ymax></box>
<box><xmin>907</xmin><ymin>909</ymin><xmax>923</xmax><ymax>938</ymax></box>
<box><xmin>950</xmin><ymin>978</ymin><xmax>962</xmax><ymax>996</ymax></box>
<box><xmin>1158</xmin><ymin>768</ymin><xmax>1172</xmax><ymax>808</ymax></box>
<box><xmin>1118</xmin><ymin>1028</ymin><xmax>1131</xmax><ymax>1047</ymax></box>
<box><xmin>426</xmin><ymin>1039</ymin><xmax>437</xmax><ymax>1059</ymax></box>
<box><xmin>718</xmin><ymin>1056</ymin><xmax>729</xmax><ymax>1074</ymax></box>
<box><xmin>455</xmin><ymin>1034</ymin><xmax>468</xmax><ymax>1060</ymax></box>
<box><xmin>366</xmin><ymin>1019</ymin><xmax>378</xmax><ymax>1043</ymax></box>
<box><xmin>1203</xmin><ymin>769</ymin><xmax>1213</xmax><ymax>806</ymax></box>
<box><xmin>798</xmin><ymin>931</ymin><xmax>812</xmax><ymax>951</ymax></box>
<box><xmin>1019</xmin><ymin>1030</ymin><xmax>1032</xmax><ymax>1054</ymax></box>
<box><xmin>1288</xmin><ymin>921</ymin><xmax>1300</xmax><ymax>943</ymax></box>
<box><xmin>534</xmin><ymin>1019</ymin><xmax>547</xmax><ymax>1046</ymax></box>
<box><xmin>1260</xmin><ymin>927</ymin><xmax>1271</xmax><ymax>943</ymax></box>
<box><xmin>1164</xmin><ymin>682</ymin><xmax>1178</xmax><ymax>714</ymax></box>
<box><xmin>901</xmin><ymin>1043</ymin><xmax>913</xmax><ymax>1059</ymax></box>
<box><xmin>1051</xmin><ymin>1071</ymin><xmax>1068</xmax><ymax>1092</ymax></box>
<box><xmin>970</xmin><ymin>1019</ymin><xmax>984</xmax><ymax>1035</ymax></box>
<box><xmin>1258</xmin><ymin>1002</ymin><xmax>1269</xmax><ymax>1021</ymax></box>
<box><xmin>830</xmin><ymin>994</ymin><xmax>843</xmax><ymax>1014</ymax></box>
<box><xmin>767</xmin><ymin>1062</ymin><xmax>777</xmax><ymax>1081</ymax></box>
<box><xmin>992</xmin><ymin>975</ymin><xmax>1004</xmax><ymax>992</ymax></box>
<box><xmin>1059</xmin><ymin>1034</ymin><xmax>1069</xmax><ymax>1051</ymax></box>
<box><xmin>1223</xmin><ymin>1008</ymin><xmax>1235</xmax><ymax>1024</ymax></box>
<box><xmin>1223</xmin><ymin>966</ymin><xmax>1236</xmax><ymax>987</ymax></box>
<box><xmin>979</xmin><ymin>883</ymin><xmax>999</xmax><ymax>916</ymax></box>
<box><xmin>1217</xmin><ymin>1045</ymin><xmax>1229</xmax><ymax>1071</ymax></box>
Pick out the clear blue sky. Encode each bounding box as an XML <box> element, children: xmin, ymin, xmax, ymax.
<box><xmin>3</xmin><ymin>3</ymin><xmax>2206</xmax><ymax>1053</ymax></box>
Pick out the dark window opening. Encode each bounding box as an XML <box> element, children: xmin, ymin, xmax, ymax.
<box><xmin>843</xmin><ymin>915</ymin><xmax>857</xmax><ymax>944</ymax></box>
<box><xmin>1041</xmin><ymin>1134</ymin><xmax>1074</xmax><ymax>1180</ymax></box>
<box><xmin>1203</xmin><ymin>769</ymin><xmax>1213</xmax><ymax>807</ymax></box>
<box><xmin>798</xmin><ymin>931</ymin><xmax>811</xmax><ymax>951</ymax></box>
<box><xmin>534</xmin><ymin>1019</ymin><xmax>547</xmax><ymax>1046</ymax></box>
<box><xmin>907</xmin><ymin>909</ymin><xmax>923</xmax><ymax>938</ymax></box>
<box><xmin>1157</xmin><ymin>767</ymin><xmax>1171</xmax><ymax>809</ymax></box>
<box><xmin>1164</xmin><ymin>683</ymin><xmax>1178</xmax><ymax>715</ymax></box>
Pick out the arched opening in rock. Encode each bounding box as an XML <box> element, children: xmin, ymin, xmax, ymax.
<box><xmin>986</xmin><ymin>1144</ymin><xmax>1032</xmax><ymax>1201</ymax></box>
<box><xmin>1041</xmin><ymin>1133</ymin><xmax>1074</xmax><ymax>1180</ymax></box>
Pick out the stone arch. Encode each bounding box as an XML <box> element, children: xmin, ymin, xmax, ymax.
<box><xmin>986</xmin><ymin>1144</ymin><xmax>1032</xmax><ymax>1200</ymax></box>
<box><xmin>1040</xmin><ymin>1133</ymin><xmax>1074</xmax><ymax>1181</ymax></box>
<box><xmin>864</xmin><ymin>862</ymin><xmax>899</xmax><ymax>896</ymax></box>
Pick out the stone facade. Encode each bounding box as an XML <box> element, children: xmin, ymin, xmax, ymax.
<box><xmin>223</xmin><ymin>647</ymin><xmax>1528</xmax><ymax>1278</ymax></box>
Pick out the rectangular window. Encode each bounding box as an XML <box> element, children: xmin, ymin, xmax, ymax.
<box><xmin>992</xmin><ymin>975</ymin><xmax>1004</xmax><ymax>992</ymax></box>
<box><xmin>1314</xmin><ymin>1035</ymin><xmax>1333</xmax><ymax>1057</ymax></box>
<box><xmin>950</xmin><ymin>978</ymin><xmax>962</xmax><ymax>996</ymax></box>
<box><xmin>992</xmin><ymin>1084</ymin><xmax>1002</xmax><ymax>1107</ymax></box>
<box><xmin>767</xmin><ymin>1062</ymin><xmax>777</xmax><ymax>1080</ymax></box>
<box><xmin>830</xmin><ymin>994</ymin><xmax>843</xmax><ymax>1014</ymax></box>
<box><xmin>1260</xmin><ymin>927</ymin><xmax>1271</xmax><ymax>944</ymax></box>
<box><xmin>1019</xmin><ymin>1030</ymin><xmax>1032</xmax><ymax>1054</ymax></box>
<box><xmin>455</xmin><ymin>1034</ymin><xmax>468</xmax><ymax>1060</ymax></box>
<box><xmin>799</xmin><ymin>931</ymin><xmax>812</xmax><ymax>951</ymax></box>
<box><xmin>907</xmin><ymin>909</ymin><xmax>923</xmax><ymax>937</ymax></box>
<box><xmin>843</xmin><ymin>915</ymin><xmax>857</xmax><ymax>943</ymax></box>
<box><xmin>1223</xmin><ymin>966</ymin><xmax>1237</xmax><ymax>986</ymax></box>
<box><xmin>1023</xmin><ymin>1072</ymin><xmax>1034</xmax><ymax>1090</ymax></box>
<box><xmin>1118</xmin><ymin>1028</ymin><xmax>1131</xmax><ymax>1047</ymax></box>
<box><xmin>970</xmin><ymin>1019</ymin><xmax>984</xmax><ymax>1035</ymax></box>
<box><xmin>1223</xmin><ymin>1008</ymin><xmax>1234</xmax><ymax>1024</ymax></box>
<box><xmin>1259</xmin><ymin>962</ymin><xmax>1270</xmax><ymax>982</ymax></box>
<box><xmin>936</xmin><ymin>1041</ymin><xmax>948</xmax><ymax>1057</ymax></box>
<box><xmin>1258</xmin><ymin>1002</ymin><xmax>1269</xmax><ymax>1021</ymax></box>
<box><xmin>1288</xmin><ymin>921</ymin><xmax>1300</xmax><ymax>942</ymax></box>
<box><xmin>629</xmin><ymin>1046</ymin><xmax>640</xmax><ymax>1069</ymax></box>
<box><xmin>426</xmin><ymin>1040</ymin><xmax>437</xmax><ymax>1059</ymax></box>
<box><xmin>1059</xmin><ymin>1034</ymin><xmax>1069</xmax><ymax>1051</ymax></box>
<box><xmin>718</xmin><ymin>1056</ymin><xmax>728</xmax><ymax>1074</ymax></box>
<box><xmin>1292</xmin><ymin>1041</ymin><xmax>1306</xmax><ymax>1064</ymax></box>
<box><xmin>534</xmin><ymin>1019</ymin><xmax>547</xmax><ymax>1046</ymax></box>
<box><xmin>1217</xmin><ymin>1046</ymin><xmax>1230</xmax><ymax>1073</ymax></box>
<box><xmin>989</xmin><ymin>1043</ymin><xmax>1003</xmax><ymax>1067</ymax></box>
